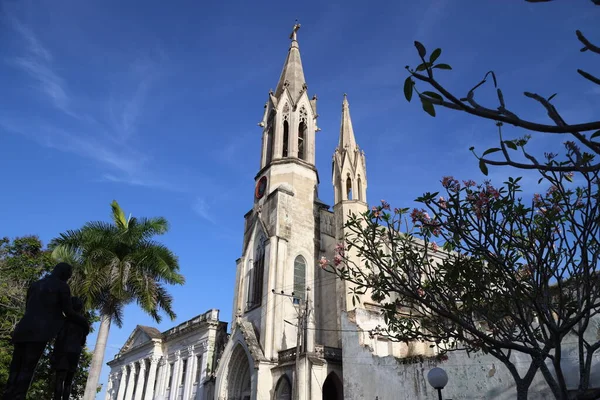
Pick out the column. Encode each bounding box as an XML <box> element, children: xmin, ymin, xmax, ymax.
<box><xmin>116</xmin><ymin>366</ymin><xmax>128</xmax><ymax>400</ymax></box>
<box><xmin>154</xmin><ymin>360</ymin><xmax>164</xmax><ymax>397</ymax></box>
<box><xmin>144</xmin><ymin>356</ymin><xmax>160</xmax><ymax>400</ymax></box>
<box><xmin>124</xmin><ymin>363</ymin><xmax>137</xmax><ymax>400</ymax></box>
<box><xmin>134</xmin><ymin>360</ymin><xmax>147</xmax><ymax>400</ymax></box>
<box><xmin>182</xmin><ymin>347</ymin><xmax>195</xmax><ymax>400</ymax></box>
<box><xmin>169</xmin><ymin>352</ymin><xmax>181</xmax><ymax>400</ymax></box>
<box><xmin>104</xmin><ymin>373</ymin><xmax>111</xmax><ymax>400</ymax></box>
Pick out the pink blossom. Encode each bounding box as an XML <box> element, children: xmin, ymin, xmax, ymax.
<box><xmin>334</xmin><ymin>254</ymin><xmax>343</xmax><ymax>266</ymax></box>
<box><xmin>319</xmin><ymin>257</ymin><xmax>329</xmax><ymax>269</ymax></box>
<box><xmin>463</xmin><ymin>179</ymin><xmax>476</xmax><ymax>188</ymax></box>
<box><xmin>485</xmin><ymin>184</ymin><xmax>500</xmax><ymax>199</ymax></box>
<box><xmin>441</xmin><ymin>176</ymin><xmax>460</xmax><ymax>192</ymax></box>
<box><xmin>381</xmin><ymin>200</ymin><xmax>391</xmax><ymax>210</ymax></box>
<box><xmin>371</xmin><ymin>206</ymin><xmax>381</xmax><ymax>218</ymax></box>
<box><xmin>417</xmin><ymin>288</ymin><xmax>425</xmax><ymax>297</ymax></box>
<box><xmin>411</xmin><ymin>208</ymin><xmax>431</xmax><ymax>224</ymax></box>
<box><xmin>430</xmin><ymin>242</ymin><xmax>439</xmax><ymax>253</ymax></box>
<box><xmin>438</xmin><ymin>196</ymin><xmax>447</xmax><ymax>209</ymax></box>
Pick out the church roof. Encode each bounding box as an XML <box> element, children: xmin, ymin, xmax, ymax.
<box><xmin>274</xmin><ymin>24</ymin><xmax>307</xmax><ymax>101</ymax></box>
<box><xmin>138</xmin><ymin>325</ymin><xmax>162</xmax><ymax>339</ymax></box>
<box><xmin>338</xmin><ymin>94</ymin><xmax>357</xmax><ymax>150</ymax></box>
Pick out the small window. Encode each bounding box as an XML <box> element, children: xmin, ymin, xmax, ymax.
<box><xmin>167</xmin><ymin>363</ymin><xmax>174</xmax><ymax>389</ymax></box>
<box><xmin>195</xmin><ymin>354</ymin><xmax>203</xmax><ymax>383</ymax></box>
<box><xmin>346</xmin><ymin>176</ymin><xmax>352</xmax><ymax>200</ymax></box>
<box><xmin>266</xmin><ymin>125</ymin><xmax>274</xmax><ymax>164</ymax></box>
<box><xmin>282</xmin><ymin>121</ymin><xmax>289</xmax><ymax>157</ymax></box>
<box><xmin>357</xmin><ymin>176</ymin><xmax>363</xmax><ymax>201</ymax></box>
<box><xmin>181</xmin><ymin>359</ymin><xmax>187</xmax><ymax>386</ymax></box>
<box><xmin>293</xmin><ymin>256</ymin><xmax>307</xmax><ymax>301</ymax></box>
<box><xmin>298</xmin><ymin>122</ymin><xmax>307</xmax><ymax>160</ymax></box>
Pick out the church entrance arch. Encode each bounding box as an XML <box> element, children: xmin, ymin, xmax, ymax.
<box><xmin>225</xmin><ymin>344</ymin><xmax>252</xmax><ymax>400</ymax></box>
<box><xmin>322</xmin><ymin>372</ymin><xmax>343</xmax><ymax>400</ymax></box>
<box><xmin>274</xmin><ymin>375</ymin><xmax>292</xmax><ymax>400</ymax></box>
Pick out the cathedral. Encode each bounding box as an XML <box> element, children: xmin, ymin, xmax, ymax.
<box><xmin>213</xmin><ymin>23</ymin><xmax>370</xmax><ymax>400</ymax></box>
<box><xmin>105</xmin><ymin>23</ymin><xmax>586</xmax><ymax>400</ymax></box>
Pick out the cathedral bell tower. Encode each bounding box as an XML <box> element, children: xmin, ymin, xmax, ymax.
<box><xmin>230</xmin><ymin>22</ymin><xmax>320</xmax><ymax>362</ymax></box>
<box><xmin>332</xmin><ymin>94</ymin><xmax>368</xmax><ymax>312</ymax></box>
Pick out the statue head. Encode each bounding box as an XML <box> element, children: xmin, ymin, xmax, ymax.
<box><xmin>71</xmin><ymin>296</ymin><xmax>84</xmax><ymax>313</ymax></box>
<box><xmin>52</xmin><ymin>262</ymin><xmax>73</xmax><ymax>282</ymax></box>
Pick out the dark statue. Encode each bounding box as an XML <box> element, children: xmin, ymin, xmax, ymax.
<box><xmin>2</xmin><ymin>262</ymin><xmax>90</xmax><ymax>400</ymax></box>
<box><xmin>52</xmin><ymin>296</ymin><xmax>89</xmax><ymax>400</ymax></box>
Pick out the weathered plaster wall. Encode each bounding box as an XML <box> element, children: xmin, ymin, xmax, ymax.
<box><xmin>341</xmin><ymin>310</ymin><xmax>600</xmax><ymax>400</ymax></box>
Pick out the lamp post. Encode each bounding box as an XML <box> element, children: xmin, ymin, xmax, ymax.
<box><xmin>427</xmin><ymin>367</ymin><xmax>448</xmax><ymax>400</ymax></box>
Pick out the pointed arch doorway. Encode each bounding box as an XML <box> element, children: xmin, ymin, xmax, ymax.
<box><xmin>322</xmin><ymin>372</ymin><xmax>343</xmax><ymax>400</ymax></box>
<box><xmin>274</xmin><ymin>375</ymin><xmax>292</xmax><ymax>400</ymax></box>
<box><xmin>225</xmin><ymin>344</ymin><xmax>252</xmax><ymax>400</ymax></box>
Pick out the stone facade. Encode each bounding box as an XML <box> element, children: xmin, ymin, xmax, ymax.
<box><xmin>104</xmin><ymin>309</ymin><xmax>227</xmax><ymax>400</ymax></box>
<box><xmin>341</xmin><ymin>309</ymin><xmax>600</xmax><ymax>399</ymax></box>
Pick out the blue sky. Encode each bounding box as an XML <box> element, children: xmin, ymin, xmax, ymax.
<box><xmin>0</xmin><ymin>0</ymin><xmax>598</xmax><ymax>397</ymax></box>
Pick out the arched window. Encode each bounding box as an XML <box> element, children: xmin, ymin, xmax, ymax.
<box><xmin>266</xmin><ymin>125</ymin><xmax>274</xmax><ymax>165</ymax></box>
<box><xmin>293</xmin><ymin>256</ymin><xmax>306</xmax><ymax>301</ymax></box>
<box><xmin>346</xmin><ymin>176</ymin><xmax>352</xmax><ymax>200</ymax></box>
<box><xmin>357</xmin><ymin>176</ymin><xmax>363</xmax><ymax>201</ymax></box>
<box><xmin>298</xmin><ymin>121</ymin><xmax>306</xmax><ymax>160</ymax></box>
<box><xmin>282</xmin><ymin>121</ymin><xmax>289</xmax><ymax>157</ymax></box>
<box><xmin>249</xmin><ymin>240</ymin><xmax>265</xmax><ymax>308</ymax></box>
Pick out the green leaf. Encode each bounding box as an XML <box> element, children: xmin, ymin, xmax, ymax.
<box><xmin>430</xmin><ymin>48</ymin><xmax>442</xmax><ymax>64</ymax></box>
<box><xmin>479</xmin><ymin>159</ymin><xmax>489</xmax><ymax>176</ymax></box>
<box><xmin>421</xmin><ymin>98</ymin><xmax>436</xmax><ymax>117</ymax></box>
<box><xmin>504</xmin><ymin>141</ymin><xmax>517</xmax><ymax>150</ymax></box>
<box><xmin>416</xmin><ymin>63</ymin><xmax>429</xmax><ymax>72</ymax></box>
<box><xmin>591</xmin><ymin>130</ymin><xmax>600</xmax><ymax>140</ymax></box>
<box><xmin>482</xmin><ymin>148</ymin><xmax>501</xmax><ymax>156</ymax></box>
<box><xmin>404</xmin><ymin>77</ymin><xmax>414</xmax><ymax>102</ymax></box>
<box><xmin>414</xmin><ymin>41</ymin><xmax>427</xmax><ymax>58</ymax></box>
<box><xmin>422</xmin><ymin>91</ymin><xmax>443</xmax><ymax>102</ymax></box>
<box><xmin>433</xmin><ymin>64</ymin><xmax>452</xmax><ymax>70</ymax></box>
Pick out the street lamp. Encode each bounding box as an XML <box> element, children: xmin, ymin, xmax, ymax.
<box><xmin>427</xmin><ymin>367</ymin><xmax>448</xmax><ymax>400</ymax></box>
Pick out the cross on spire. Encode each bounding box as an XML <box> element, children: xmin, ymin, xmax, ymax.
<box><xmin>290</xmin><ymin>20</ymin><xmax>301</xmax><ymax>41</ymax></box>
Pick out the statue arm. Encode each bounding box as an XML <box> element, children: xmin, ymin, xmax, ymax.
<box><xmin>59</xmin><ymin>285</ymin><xmax>90</xmax><ymax>331</ymax></box>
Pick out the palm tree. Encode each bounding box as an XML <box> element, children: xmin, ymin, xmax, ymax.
<box><xmin>51</xmin><ymin>200</ymin><xmax>185</xmax><ymax>400</ymax></box>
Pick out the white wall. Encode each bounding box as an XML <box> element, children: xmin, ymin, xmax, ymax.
<box><xmin>341</xmin><ymin>310</ymin><xmax>600</xmax><ymax>400</ymax></box>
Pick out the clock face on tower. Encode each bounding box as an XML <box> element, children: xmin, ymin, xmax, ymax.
<box><xmin>255</xmin><ymin>176</ymin><xmax>267</xmax><ymax>199</ymax></box>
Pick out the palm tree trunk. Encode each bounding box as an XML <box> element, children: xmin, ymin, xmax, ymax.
<box><xmin>83</xmin><ymin>313</ymin><xmax>111</xmax><ymax>400</ymax></box>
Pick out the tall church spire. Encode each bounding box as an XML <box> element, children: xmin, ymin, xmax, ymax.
<box><xmin>332</xmin><ymin>94</ymin><xmax>367</xmax><ymax>205</ymax></box>
<box><xmin>274</xmin><ymin>22</ymin><xmax>307</xmax><ymax>101</ymax></box>
<box><xmin>338</xmin><ymin>93</ymin><xmax>357</xmax><ymax>150</ymax></box>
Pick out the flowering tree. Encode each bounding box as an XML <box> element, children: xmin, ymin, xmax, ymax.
<box><xmin>403</xmin><ymin>1</ymin><xmax>599</xmax><ymax>174</ymax></box>
<box><xmin>323</xmin><ymin>144</ymin><xmax>600</xmax><ymax>399</ymax></box>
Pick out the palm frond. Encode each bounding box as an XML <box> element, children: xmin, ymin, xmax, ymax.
<box><xmin>110</xmin><ymin>200</ymin><xmax>129</xmax><ymax>230</ymax></box>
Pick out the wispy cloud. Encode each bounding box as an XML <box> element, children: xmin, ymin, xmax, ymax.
<box><xmin>192</xmin><ymin>198</ymin><xmax>216</xmax><ymax>224</ymax></box>
<box><xmin>1</xmin><ymin>16</ymin><xmax>174</xmax><ymax>189</ymax></box>
<box><xmin>9</xmin><ymin>18</ymin><xmax>73</xmax><ymax>116</ymax></box>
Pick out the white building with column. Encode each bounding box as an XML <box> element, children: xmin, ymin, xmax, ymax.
<box><xmin>104</xmin><ymin>309</ymin><xmax>227</xmax><ymax>400</ymax></box>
